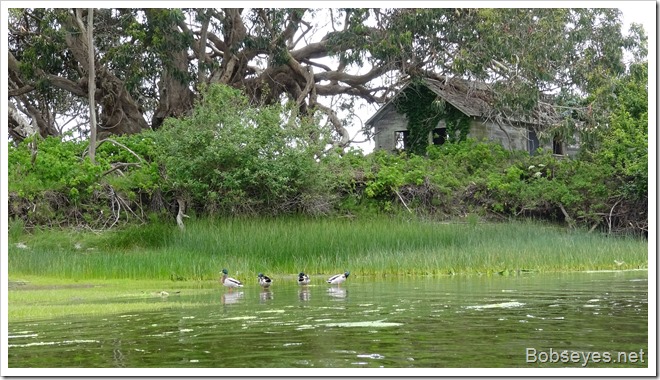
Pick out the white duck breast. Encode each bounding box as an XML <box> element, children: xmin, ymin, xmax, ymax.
<box><xmin>258</xmin><ymin>273</ymin><xmax>272</xmax><ymax>288</ymax></box>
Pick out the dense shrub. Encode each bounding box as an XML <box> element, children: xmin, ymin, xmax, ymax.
<box><xmin>8</xmin><ymin>68</ymin><xmax>647</xmax><ymax>236</ymax></box>
<box><xmin>154</xmin><ymin>84</ymin><xmax>333</xmax><ymax>215</ymax></box>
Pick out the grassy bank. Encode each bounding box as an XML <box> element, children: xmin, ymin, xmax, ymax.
<box><xmin>8</xmin><ymin>217</ymin><xmax>648</xmax><ymax>281</ymax></box>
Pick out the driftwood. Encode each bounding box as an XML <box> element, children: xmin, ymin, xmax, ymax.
<box><xmin>176</xmin><ymin>198</ymin><xmax>189</xmax><ymax>231</ymax></box>
<box><xmin>558</xmin><ymin>203</ymin><xmax>576</xmax><ymax>229</ymax></box>
<box><xmin>394</xmin><ymin>189</ymin><xmax>413</xmax><ymax>214</ymax></box>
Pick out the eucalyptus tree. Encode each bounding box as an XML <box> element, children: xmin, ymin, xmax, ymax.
<box><xmin>8</xmin><ymin>8</ymin><xmax>646</xmax><ymax>146</ymax></box>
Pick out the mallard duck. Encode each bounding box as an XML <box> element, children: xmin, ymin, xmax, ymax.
<box><xmin>220</xmin><ymin>268</ymin><xmax>243</xmax><ymax>292</ymax></box>
<box><xmin>258</xmin><ymin>273</ymin><xmax>273</xmax><ymax>288</ymax></box>
<box><xmin>298</xmin><ymin>272</ymin><xmax>311</xmax><ymax>285</ymax></box>
<box><xmin>327</xmin><ymin>271</ymin><xmax>350</xmax><ymax>286</ymax></box>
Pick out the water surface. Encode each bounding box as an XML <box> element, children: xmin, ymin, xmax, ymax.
<box><xmin>8</xmin><ymin>270</ymin><xmax>648</xmax><ymax>368</ymax></box>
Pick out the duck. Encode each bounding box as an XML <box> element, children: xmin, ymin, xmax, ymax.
<box><xmin>258</xmin><ymin>273</ymin><xmax>273</xmax><ymax>288</ymax></box>
<box><xmin>298</xmin><ymin>272</ymin><xmax>311</xmax><ymax>285</ymax></box>
<box><xmin>327</xmin><ymin>271</ymin><xmax>350</xmax><ymax>286</ymax></box>
<box><xmin>220</xmin><ymin>268</ymin><xmax>243</xmax><ymax>292</ymax></box>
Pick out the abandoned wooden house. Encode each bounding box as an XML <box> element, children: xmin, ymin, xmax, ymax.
<box><xmin>366</xmin><ymin>77</ymin><xmax>578</xmax><ymax>156</ymax></box>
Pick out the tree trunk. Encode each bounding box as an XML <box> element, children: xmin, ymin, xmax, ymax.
<box><xmin>87</xmin><ymin>8</ymin><xmax>97</xmax><ymax>163</ymax></box>
<box><xmin>151</xmin><ymin>65</ymin><xmax>195</xmax><ymax>131</ymax></box>
<box><xmin>146</xmin><ymin>9</ymin><xmax>195</xmax><ymax>131</ymax></box>
<box><xmin>64</xmin><ymin>9</ymin><xmax>149</xmax><ymax>138</ymax></box>
<box><xmin>95</xmin><ymin>71</ymin><xmax>150</xmax><ymax>138</ymax></box>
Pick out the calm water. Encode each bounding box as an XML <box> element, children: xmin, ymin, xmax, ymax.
<box><xmin>8</xmin><ymin>270</ymin><xmax>648</xmax><ymax>368</ymax></box>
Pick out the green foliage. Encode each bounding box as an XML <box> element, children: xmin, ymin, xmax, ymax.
<box><xmin>393</xmin><ymin>80</ymin><xmax>473</xmax><ymax>155</ymax></box>
<box><xmin>8</xmin><ymin>136</ymin><xmax>107</xmax><ymax>200</ymax></box>
<box><xmin>95</xmin><ymin>133</ymin><xmax>162</xmax><ymax>193</ymax></box>
<box><xmin>7</xmin><ymin>62</ymin><xmax>647</xmax><ymax>236</ymax></box>
<box><xmin>394</xmin><ymin>82</ymin><xmax>444</xmax><ymax>155</ymax></box>
<box><xmin>155</xmin><ymin>84</ymin><xmax>331</xmax><ymax>215</ymax></box>
<box><xmin>591</xmin><ymin>62</ymin><xmax>648</xmax><ymax>199</ymax></box>
<box><xmin>484</xmin><ymin>153</ymin><xmax>614</xmax><ymax>224</ymax></box>
<box><xmin>444</xmin><ymin>105</ymin><xmax>471</xmax><ymax>143</ymax></box>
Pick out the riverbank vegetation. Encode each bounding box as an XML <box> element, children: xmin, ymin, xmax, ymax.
<box><xmin>7</xmin><ymin>36</ymin><xmax>648</xmax><ymax>282</ymax></box>
<box><xmin>8</xmin><ymin>217</ymin><xmax>648</xmax><ymax>281</ymax></box>
<box><xmin>8</xmin><ymin>62</ymin><xmax>648</xmax><ymax>238</ymax></box>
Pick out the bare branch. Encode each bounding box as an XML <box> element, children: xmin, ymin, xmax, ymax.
<box><xmin>314</xmin><ymin>64</ymin><xmax>393</xmax><ymax>87</ymax></box>
<box><xmin>313</xmin><ymin>102</ymin><xmax>350</xmax><ymax>147</ymax></box>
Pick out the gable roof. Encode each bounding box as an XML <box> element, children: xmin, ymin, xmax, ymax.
<box><xmin>365</xmin><ymin>77</ymin><xmax>561</xmax><ymax>128</ymax></box>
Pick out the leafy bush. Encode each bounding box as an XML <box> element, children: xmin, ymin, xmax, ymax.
<box><xmin>592</xmin><ymin>62</ymin><xmax>648</xmax><ymax>199</ymax></box>
<box><xmin>8</xmin><ymin>136</ymin><xmax>107</xmax><ymax>200</ymax></box>
<box><xmin>154</xmin><ymin>84</ymin><xmax>333</xmax><ymax>215</ymax></box>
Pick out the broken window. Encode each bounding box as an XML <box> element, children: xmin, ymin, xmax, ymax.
<box><xmin>528</xmin><ymin>129</ymin><xmax>540</xmax><ymax>155</ymax></box>
<box><xmin>432</xmin><ymin>127</ymin><xmax>447</xmax><ymax>146</ymax></box>
<box><xmin>553</xmin><ymin>136</ymin><xmax>564</xmax><ymax>155</ymax></box>
<box><xmin>395</xmin><ymin>130</ymin><xmax>409</xmax><ymax>150</ymax></box>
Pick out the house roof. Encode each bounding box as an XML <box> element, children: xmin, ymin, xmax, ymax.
<box><xmin>365</xmin><ymin>77</ymin><xmax>561</xmax><ymax>128</ymax></box>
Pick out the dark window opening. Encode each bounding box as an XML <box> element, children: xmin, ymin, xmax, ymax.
<box><xmin>432</xmin><ymin>127</ymin><xmax>447</xmax><ymax>146</ymax></box>
<box><xmin>528</xmin><ymin>129</ymin><xmax>540</xmax><ymax>155</ymax></box>
<box><xmin>553</xmin><ymin>137</ymin><xmax>564</xmax><ymax>155</ymax></box>
<box><xmin>395</xmin><ymin>130</ymin><xmax>409</xmax><ymax>150</ymax></box>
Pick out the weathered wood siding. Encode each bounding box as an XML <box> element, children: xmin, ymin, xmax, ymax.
<box><xmin>373</xmin><ymin>104</ymin><xmax>409</xmax><ymax>151</ymax></box>
<box><xmin>469</xmin><ymin>119</ymin><xmax>533</xmax><ymax>152</ymax></box>
<box><xmin>372</xmin><ymin>110</ymin><xmax>577</xmax><ymax>156</ymax></box>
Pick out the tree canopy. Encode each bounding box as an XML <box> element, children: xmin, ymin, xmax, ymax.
<box><xmin>8</xmin><ymin>8</ymin><xmax>647</xmax><ymax>147</ymax></box>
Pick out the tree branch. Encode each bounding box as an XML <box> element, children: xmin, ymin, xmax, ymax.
<box><xmin>314</xmin><ymin>64</ymin><xmax>392</xmax><ymax>86</ymax></box>
<box><xmin>313</xmin><ymin>102</ymin><xmax>350</xmax><ymax>147</ymax></box>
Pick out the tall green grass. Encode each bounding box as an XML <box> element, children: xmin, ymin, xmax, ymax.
<box><xmin>8</xmin><ymin>217</ymin><xmax>648</xmax><ymax>280</ymax></box>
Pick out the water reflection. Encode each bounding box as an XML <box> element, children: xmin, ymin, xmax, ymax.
<box><xmin>260</xmin><ymin>289</ymin><xmax>274</xmax><ymax>303</ymax></box>
<box><xmin>298</xmin><ymin>288</ymin><xmax>311</xmax><ymax>302</ymax></box>
<box><xmin>327</xmin><ymin>287</ymin><xmax>347</xmax><ymax>299</ymax></box>
<box><xmin>221</xmin><ymin>291</ymin><xmax>244</xmax><ymax>305</ymax></box>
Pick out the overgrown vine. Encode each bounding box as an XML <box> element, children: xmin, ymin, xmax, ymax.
<box><xmin>395</xmin><ymin>80</ymin><xmax>470</xmax><ymax>155</ymax></box>
<box><xmin>444</xmin><ymin>105</ymin><xmax>471</xmax><ymax>143</ymax></box>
